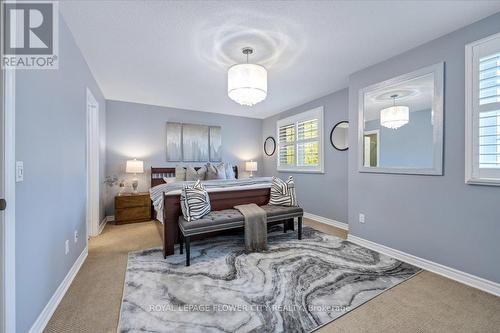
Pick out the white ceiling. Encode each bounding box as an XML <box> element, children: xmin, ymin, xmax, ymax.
<box><xmin>364</xmin><ymin>74</ymin><xmax>433</xmax><ymax>121</ymax></box>
<box><xmin>60</xmin><ymin>1</ymin><xmax>500</xmax><ymax>119</ymax></box>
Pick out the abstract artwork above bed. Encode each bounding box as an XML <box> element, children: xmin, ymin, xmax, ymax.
<box><xmin>209</xmin><ymin>126</ymin><xmax>222</xmax><ymax>162</ymax></box>
<box><xmin>118</xmin><ymin>225</ymin><xmax>420</xmax><ymax>333</ymax></box>
<box><xmin>182</xmin><ymin>123</ymin><xmax>209</xmax><ymax>162</ymax></box>
<box><xmin>166</xmin><ymin>122</ymin><xmax>182</xmax><ymax>161</ymax></box>
<box><xmin>166</xmin><ymin>122</ymin><xmax>222</xmax><ymax>162</ymax></box>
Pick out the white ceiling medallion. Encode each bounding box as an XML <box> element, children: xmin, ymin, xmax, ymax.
<box><xmin>380</xmin><ymin>94</ymin><xmax>410</xmax><ymax>129</ymax></box>
<box><xmin>228</xmin><ymin>47</ymin><xmax>267</xmax><ymax>106</ymax></box>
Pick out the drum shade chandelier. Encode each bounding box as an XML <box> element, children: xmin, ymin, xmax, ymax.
<box><xmin>380</xmin><ymin>94</ymin><xmax>410</xmax><ymax>129</ymax></box>
<box><xmin>227</xmin><ymin>47</ymin><xmax>267</xmax><ymax>106</ymax></box>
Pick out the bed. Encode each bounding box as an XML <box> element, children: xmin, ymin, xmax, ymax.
<box><xmin>150</xmin><ymin>166</ymin><xmax>275</xmax><ymax>258</ymax></box>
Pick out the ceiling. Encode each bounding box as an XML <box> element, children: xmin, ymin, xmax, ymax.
<box><xmin>364</xmin><ymin>74</ymin><xmax>433</xmax><ymax>121</ymax></box>
<box><xmin>60</xmin><ymin>1</ymin><xmax>500</xmax><ymax>119</ymax></box>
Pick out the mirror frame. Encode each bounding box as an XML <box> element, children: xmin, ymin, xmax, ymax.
<box><xmin>264</xmin><ymin>136</ymin><xmax>276</xmax><ymax>156</ymax></box>
<box><xmin>357</xmin><ymin>62</ymin><xmax>444</xmax><ymax>175</ymax></box>
<box><xmin>330</xmin><ymin>121</ymin><xmax>349</xmax><ymax>151</ymax></box>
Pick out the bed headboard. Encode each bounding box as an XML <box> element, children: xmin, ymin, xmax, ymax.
<box><xmin>151</xmin><ymin>166</ymin><xmax>239</xmax><ymax>187</ymax></box>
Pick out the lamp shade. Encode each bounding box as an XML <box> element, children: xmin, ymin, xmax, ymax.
<box><xmin>380</xmin><ymin>105</ymin><xmax>409</xmax><ymax>129</ymax></box>
<box><xmin>245</xmin><ymin>161</ymin><xmax>258</xmax><ymax>172</ymax></box>
<box><xmin>228</xmin><ymin>64</ymin><xmax>267</xmax><ymax>106</ymax></box>
<box><xmin>126</xmin><ymin>159</ymin><xmax>144</xmax><ymax>174</ymax></box>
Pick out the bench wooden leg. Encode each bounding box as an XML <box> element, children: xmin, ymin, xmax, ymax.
<box><xmin>179</xmin><ymin>230</ymin><xmax>184</xmax><ymax>255</ymax></box>
<box><xmin>185</xmin><ymin>236</ymin><xmax>191</xmax><ymax>267</ymax></box>
<box><xmin>298</xmin><ymin>217</ymin><xmax>303</xmax><ymax>240</ymax></box>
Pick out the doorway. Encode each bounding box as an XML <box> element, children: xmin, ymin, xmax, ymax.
<box><xmin>363</xmin><ymin>130</ymin><xmax>380</xmax><ymax>167</ymax></box>
<box><xmin>1</xmin><ymin>67</ymin><xmax>16</xmax><ymax>332</ymax></box>
<box><xmin>86</xmin><ymin>88</ymin><xmax>100</xmax><ymax>238</ymax></box>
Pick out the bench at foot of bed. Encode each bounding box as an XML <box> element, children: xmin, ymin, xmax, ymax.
<box><xmin>177</xmin><ymin>205</ymin><xmax>303</xmax><ymax>266</ymax></box>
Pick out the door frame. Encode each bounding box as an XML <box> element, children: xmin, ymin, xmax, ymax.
<box><xmin>86</xmin><ymin>88</ymin><xmax>100</xmax><ymax>238</ymax></box>
<box><xmin>2</xmin><ymin>67</ymin><xmax>16</xmax><ymax>333</ymax></box>
<box><xmin>363</xmin><ymin>129</ymin><xmax>380</xmax><ymax>167</ymax></box>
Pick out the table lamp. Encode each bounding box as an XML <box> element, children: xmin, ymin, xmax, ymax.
<box><xmin>245</xmin><ymin>161</ymin><xmax>258</xmax><ymax>178</ymax></box>
<box><xmin>126</xmin><ymin>159</ymin><xmax>144</xmax><ymax>193</ymax></box>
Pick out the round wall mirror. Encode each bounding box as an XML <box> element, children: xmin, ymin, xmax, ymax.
<box><xmin>330</xmin><ymin>121</ymin><xmax>349</xmax><ymax>151</ymax></box>
<box><xmin>264</xmin><ymin>136</ymin><xmax>276</xmax><ymax>156</ymax></box>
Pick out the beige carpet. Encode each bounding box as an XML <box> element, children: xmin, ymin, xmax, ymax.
<box><xmin>44</xmin><ymin>218</ymin><xmax>500</xmax><ymax>333</ymax></box>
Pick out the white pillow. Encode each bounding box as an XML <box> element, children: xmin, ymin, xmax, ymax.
<box><xmin>206</xmin><ymin>162</ymin><xmax>226</xmax><ymax>180</ymax></box>
<box><xmin>269</xmin><ymin>176</ymin><xmax>298</xmax><ymax>207</ymax></box>
<box><xmin>180</xmin><ymin>180</ymin><xmax>211</xmax><ymax>222</ymax></box>
<box><xmin>175</xmin><ymin>165</ymin><xmax>186</xmax><ymax>181</ymax></box>
<box><xmin>225</xmin><ymin>163</ymin><xmax>236</xmax><ymax>179</ymax></box>
<box><xmin>163</xmin><ymin>177</ymin><xmax>176</xmax><ymax>184</ymax></box>
<box><xmin>186</xmin><ymin>165</ymin><xmax>207</xmax><ymax>181</ymax></box>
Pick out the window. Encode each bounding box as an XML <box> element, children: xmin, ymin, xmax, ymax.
<box><xmin>277</xmin><ymin>107</ymin><xmax>324</xmax><ymax>173</ymax></box>
<box><xmin>466</xmin><ymin>32</ymin><xmax>500</xmax><ymax>185</ymax></box>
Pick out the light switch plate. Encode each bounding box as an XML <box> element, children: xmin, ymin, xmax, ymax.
<box><xmin>359</xmin><ymin>213</ymin><xmax>366</xmax><ymax>224</ymax></box>
<box><xmin>16</xmin><ymin>161</ymin><xmax>24</xmax><ymax>182</ymax></box>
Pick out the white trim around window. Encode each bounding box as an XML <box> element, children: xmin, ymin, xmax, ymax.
<box><xmin>276</xmin><ymin>106</ymin><xmax>324</xmax><ymax>173</ymax></box>
<box><xmin>465</xmin><ymin>32</ymin><xmax>500</xmax><ymax>186</ymax></box>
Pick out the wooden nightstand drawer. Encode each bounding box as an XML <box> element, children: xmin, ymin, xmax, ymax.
<box><xmin>114</xmin><ymin>193</ymin><xmax>151</xmax><ymax>224</ymax></box>
<box><xmin>115</xmin><ymin>194</ymin><xmax>150</xmax><ymax>209</ymax></box>
<box><xmin>115</xmin><ymin>206</ymin><xmax>150</xmax><ymax>223</ymax></box>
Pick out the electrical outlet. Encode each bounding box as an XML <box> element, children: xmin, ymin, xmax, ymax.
<box><xmin>65</xmin><ymin>240</ymin><xmax>69</xmax><ymax>255</ymax></box>
<box><xmin>359</xmin><ymin>213</ymin><xmax>366</xmax><ymax>224</ymax></box>
<box><xmin>74</xmin><ymin>230</ymin><xmax>78</xmax><ymax>243</ymax></box>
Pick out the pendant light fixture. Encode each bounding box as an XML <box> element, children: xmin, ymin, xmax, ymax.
<box><xmin>227</xmin><ymin>47</ymin><xmax>267</xmax><ymax>106</ymax></box>
<box><xmin>380</xmin><ymin>94</ymin><xmax>410</xmax><ymax>129</ymax></box>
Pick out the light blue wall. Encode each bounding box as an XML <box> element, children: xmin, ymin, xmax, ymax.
<box><xmin>348</xmin><ymin>12</ymin><xmax>500</xmax><ymax>283</ymax></box>
<box><xmin>15</xmin><ymin>16</ymin><xmax>106</xmax><ymax>332</ymax></box>
<box><xmin>105</xmin><ymin>100</ymin><xmax>263</xmax><ymax>215</ymax></box>
<box><xmin>365</xmin><ymin>109</ymin><xmax>433</xmax><ymax>168</ymax></box>
<box><xmin>262</xmin><ymin>89</ymin><xmax>349</xmax><ymax>224</ymax></box>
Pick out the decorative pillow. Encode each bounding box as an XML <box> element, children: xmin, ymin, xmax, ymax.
<box><xmin>180</xmin><ymin>180</ymin><xmax>211</xmax><ymax>222</ymax></box>
<box><xmin>225</xmin><ymin>163</ymin><xmax>236</xmax><ymax>179</ymax></box>
<box><xmin>175</xmin><ymin>165</ymin><xmax>186</xmax><ymax>181</ymax></box>
<box><xmin>206</xmin><ymin>162</ymin><xmax>227</xmax><ymax>180</ymax></box>
<box><xmin>269</xmin><ymin>176</ymin><xmax>297</xmax><ymax>207</ymax></box>
<box><xmin>186</xmin><ymin>165</ymin><xmax>207</xmax><ymax>181</ymax></box>
<box><xmin>163</xmin><ymin>177</ymin><xmax>176</xmax><ymax>184</ymax></box>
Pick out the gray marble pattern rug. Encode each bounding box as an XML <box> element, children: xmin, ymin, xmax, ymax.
<box><xmin>118</xmin><ymin>226</ymin><xmax>420</xmax><ymax>333</ymax></box>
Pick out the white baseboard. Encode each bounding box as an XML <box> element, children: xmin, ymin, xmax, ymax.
<box><xmin>98</xmin><ymin>215</ymin><xmax>114</xmax><ymax>235</ymax></box>
<box><xmin>98</xmin><ymin>217</ymin><xmax>107</xmax><ymax>235</ymax></box>
<box><xmin>29</xmin><ymin>246</ymin><xmax>88</xmax><ymax>333</ymax></box>
<box><xmin>304</xmin><ymin>212</ymin><xmax>348</xmax><ymax>231</ymax></box>
<box><xmin>347</xmin><ymin>235</ymin><xmax>500</xmax><ymax>297</ymax></box>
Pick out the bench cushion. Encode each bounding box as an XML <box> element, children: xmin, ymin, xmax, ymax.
<box><xmin>260</xmin><ymin>205</ymin><xmax>303</xmax><ymax>217</ymax></box>
<box><xmin>179</xmin><ymin>209</ymin><xmax>244</xmax><ymax>232</ymax></box>
<box><xmin>178</xmin><ymin>205</ymin><xmax>304</xmax><ymax>235</ymax></box>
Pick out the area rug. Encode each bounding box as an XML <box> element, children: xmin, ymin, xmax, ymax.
<box><xmin>118</xmin><ymin>226</ymin><xmax>420</xmax><ymax>333</ymax></box>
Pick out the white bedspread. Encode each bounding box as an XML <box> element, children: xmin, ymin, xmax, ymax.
<box><xmin>149</xmin><ymin>177</ymin><xmax>273</xmax><ymax>222</ymax></box>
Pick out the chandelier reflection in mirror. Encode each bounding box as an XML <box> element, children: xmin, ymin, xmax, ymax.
<box><xmin>227</xmin><ymin>47</ymin><xmax>268</xmax><ymax>106</ymax></box>
<box><xmin>380</xmin><ymin>94</ymin><xmax>410</xmax><ymax>129</ymax></box>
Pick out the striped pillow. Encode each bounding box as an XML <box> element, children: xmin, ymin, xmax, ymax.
<box><xmin>269</xmin><ymin>176</ymin><xmax>297</xmax><ymax>207</ymax></box>
<box><xmin>180</xmin><ymin>180</ymin><xmax>211</xmax><ymax>222</ymax></box>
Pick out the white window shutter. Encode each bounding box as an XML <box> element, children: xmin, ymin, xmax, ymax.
<box><xmin>466</xmin><ymin>33</ymin><xmax>500</xmax><ymax>185</ymax></box>
<box><xmin>276</xmin><ymin>107</ymin><xmax>324</xmax><ymax>173</ymax></box>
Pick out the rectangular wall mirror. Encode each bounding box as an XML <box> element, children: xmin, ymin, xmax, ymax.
<box><xmin>358</xmin><ymin>63</ymin><xmax>444</xmax><ymax>175</ymax></box>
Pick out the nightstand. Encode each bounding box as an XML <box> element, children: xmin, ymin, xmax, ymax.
<box><xmin>114</xmin><ymin>192</ymin><xmax>151</xmax><ymax>224</ymax></box>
